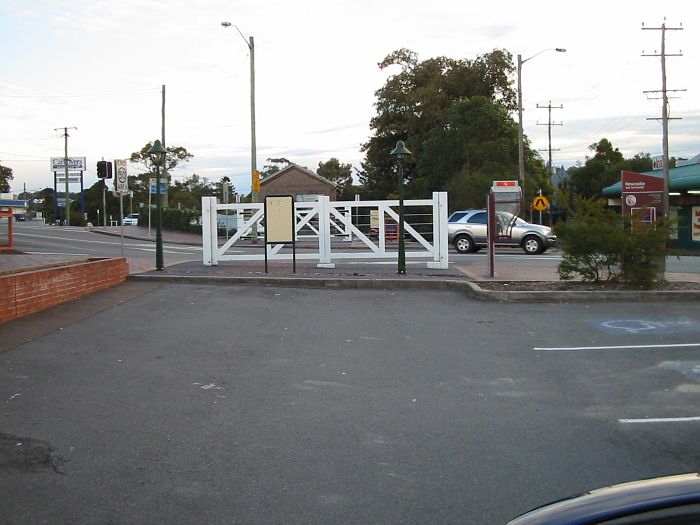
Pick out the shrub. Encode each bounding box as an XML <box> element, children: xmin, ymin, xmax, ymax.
<box><xmin>555</xmin><ymin>195</ymin><xmax>670</xmax><ymax>288</ymax></box>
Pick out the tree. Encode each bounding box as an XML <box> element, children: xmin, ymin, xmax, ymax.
<box><xmin>359</xmin><ymin>48</ymin><xmax>523</xmax><ymax>200</ymax></box>
<box><xmin>0</xmin><ymin>164</ymin><xmax>13</xmax><ymax>193</ymax></box>
<box><xmin>561</xmin><ymin>139</ymin><xmax>654</xmax><ymax>199</ymax></box>
<box><xmin>169</xmin><ymin>174</ymin><xmax>214</xmax><ymax>210</ymax></box>
<box><xmin>128</xmin><ymin>142</ymin><xmax>193</xmax><ymax>211</ymax></box>
<box><xmin>212</xmin><ymin>176</ymin><xmax>237</xmax><ymax>202</ymax></box>
<box><xmin>317</xmin><ymin>158</ymin><xmax>353</xmax><ymax>199</ymax></box>
<box><xmin>260</xmin><ymin>157</ymin><xmax>290</xmax><ymax>178</ymax></box>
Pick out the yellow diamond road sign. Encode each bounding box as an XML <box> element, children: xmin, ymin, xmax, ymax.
<box><xmin>532</xmin><ymin>195</ymin><xmax>549</xmax><ymax>211</ymax></box>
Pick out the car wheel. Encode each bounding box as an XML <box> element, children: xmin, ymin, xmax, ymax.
<box><xmin>522</xmin><ymin>235</ymin><xmax>544</xmax><ymax>255</ymax></box>
<box><xmin>454</xmin><ymin>234</ymin><xmax>476</xmax><ymax>253</ymax></box>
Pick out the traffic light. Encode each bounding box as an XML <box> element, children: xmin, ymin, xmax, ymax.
<box><xmin>97</xmin><ymin>160</ymin><xmax>113</xmax><ymax>179</ymax></box>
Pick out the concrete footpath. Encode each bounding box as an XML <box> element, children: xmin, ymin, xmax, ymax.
<box><xmin>2</xmin><ymin>225</ymin><xmax>699</xmax><ymax>302</ymax></box>
<box><xmin>89</xmin><ymin>226</ymin><xmax>700</xmax><ymax>302</ymax></box>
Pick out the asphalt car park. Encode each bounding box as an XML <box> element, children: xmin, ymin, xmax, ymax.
<box><xmin>1</xmin><ymin>285</ymin><xmax>698</xmax><ymax>524</ymax></box>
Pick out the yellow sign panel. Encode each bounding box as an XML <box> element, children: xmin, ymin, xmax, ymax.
<box><xmin>532</xmin><ymin>195</ymin><xmax>549</xmax><ymax>211</ymax></box>
<box><xmin>252</xmin><ymin>170</ymin><xmax>261</xmax><ymax>192</ymax></box>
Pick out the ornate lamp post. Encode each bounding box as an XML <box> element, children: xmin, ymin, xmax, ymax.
<box><xmin>390</xmin><ymin>140</ymin><xmax>412</xmax><ymax>274</ymax></box>
<box><xmin>148</xmin><ymin>139</ymin><xmax>167</xmax><ymax>271</ymax></box>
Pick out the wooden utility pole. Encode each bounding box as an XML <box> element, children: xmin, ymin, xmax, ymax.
<box><xmin>536</xmin><ymin>101</ymin><xmax>563</xmax><ymax>182</ymax></box>
<box><xmin>54</xmin><ymin>127</ymin><xmax>77</xmax><ymax>226</ymax></box>
<box><xmin>642</xmin><ymin>19</ymin><xmax>684</xmax><ymax>278</ymax></box>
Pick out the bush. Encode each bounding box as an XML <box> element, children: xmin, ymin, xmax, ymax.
<box><xmin>137</xmin><ymin>207</ymin><xmax>200</xmax><ymax>233</ymax></box>
<box><xmin>555</xmin><ymin>195</ymin><xmax>670</xmax><ymax>288</ymax></box>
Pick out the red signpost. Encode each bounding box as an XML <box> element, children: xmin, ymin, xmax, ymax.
<box><xmin>621</xmin><ymin>170</ymin><xmax>664</xmax><ymax>223</ymax></box>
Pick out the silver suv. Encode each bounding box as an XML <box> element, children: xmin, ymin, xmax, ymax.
<box><xmin>448</xmin><ymin>209</ymin><xmax>556</xmax><ymax>254</ymax></box>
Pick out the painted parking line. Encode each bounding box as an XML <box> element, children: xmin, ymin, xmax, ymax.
<box><xmin>619</xmin><ymin>416</ymin><xmax>700</xmax><ymax>424</ymax></box>
<box><xmin>594</xmin><ymin>318</ymin><xmax>700</xmax><ymax>335</ymax></box>
<box><xmin>533</xmin><ymin>343</ymin><xmax>700</xmax><ymax>351</ymax></box>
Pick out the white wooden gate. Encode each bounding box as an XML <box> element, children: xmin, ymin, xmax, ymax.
<box><xmin>202</xmin><ymin>192</ymin><xmax>449</xmax><ymax>269</ymax></box>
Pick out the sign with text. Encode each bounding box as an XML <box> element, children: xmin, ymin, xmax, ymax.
<box><xmin>115</xmin><ymin>159</ymin><xmax>128</xmax><ymax>193</ymax></box>
<box><xmin>621</xmin><ymin>170</ymin><xmax>664</xmax><ymax>222</ymax></box>
<box><xmin>693</xmin><ymin>206</ymin><xmax>700</xmax><ymax>242</ymax></box>
<box><xmin>149</xmin><ymin>178</ymin><xmax>167</xmax><ymax>194</ymax></box>
<box><xmin>51</xmin><ymin>157</ymin><xmax>86</xmax><ymax>172</ymax></box>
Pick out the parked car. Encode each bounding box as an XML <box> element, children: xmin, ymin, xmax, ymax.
<box><xmin>507</xmin><ymin>472</ymin><xmax>700</xmax><ymax>524</ymax></box>
<box><xmin>448</xmin><ymin>209</ymin><xmax>556</xmax><ymax>254</ymax></box>
<box><xmin>122</xmin><ymin>213</ymin><xmax>140</xmax><ymax>226</ymax></box>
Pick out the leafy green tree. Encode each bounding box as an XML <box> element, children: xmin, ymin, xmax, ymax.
<box><xmin>317</xmin><ymin>158</ymin><xmax>354</xmax><ymax>199</ymax></box>
<box><xmin>212</xmin><ymin>176</ymin><xmax>236</xmax><ymax>202</ymax></box>
<box><xmin>128</xmin><ymin>142</ymin><xmax>193</xmax><ymax>211</ymax></box>
<box><xmin>0</xmin><ymin>164</ymin><xmax>13</xmax><ymax>193</ymax></box>
<box><xmin>561</xmin><ymin>139</ymin><xmax>655</xmax><ymax>198</ymax></box>
<box><xmin>359</xmin><ymin>48</ymin><xmax>517</xmax><ymax>199</ymax></box>
<box><xmin>260</xmin><ymin>157</ymin><xmax>290</xmax><ymax>178</ymax></box>
<box><xmin>169</xmin><ymin>174</ymin><xmax>214</xmax><ymax>210</ymax></box>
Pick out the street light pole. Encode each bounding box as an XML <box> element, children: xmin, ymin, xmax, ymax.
<box><xmin>391</xmin><ymin>140</ymin><xmax>412</xmax><ymax>275</ymax></box>
<box><xmin>222</xmin><ymin>21</ymin><xmax>258</xmax><ymax>241</ymax></box>
<box><xmin>148</xmin><ymin>140</ymin><xmax>167</xmax><ymax>271</ymax></box>
<box><xmin>517</xmin><ymin>48</ymin><xmax>566</xmax><ymax>198</ymax></box>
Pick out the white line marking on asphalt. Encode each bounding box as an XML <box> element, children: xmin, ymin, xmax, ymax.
<box><xmin>533</xmin><ymin>343</ymin><xmax>700</xmax><ymax>351</ymax></box>
<box><xmin>619</xmin><ymin>416</ymin><xmax>700</xmax><ymax>424</ymax></box>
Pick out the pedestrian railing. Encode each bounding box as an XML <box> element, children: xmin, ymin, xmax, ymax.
<box><xmin>201</xmin><ymin>192</ymin><xmax>448</xmax><ymax>269</ymax></box>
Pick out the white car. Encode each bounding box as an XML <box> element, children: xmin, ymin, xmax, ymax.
<box><xmin>122</xmin><ymin>213</ymin><xmax>139</xmax><ymax>226</ymax></box>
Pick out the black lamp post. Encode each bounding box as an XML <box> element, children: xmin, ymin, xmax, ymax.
<box><xmin>390</xmin><ymin>140</ymin><xmax>412</xmax><ymax>274</ymax></box>
<box><xmin>148</xmin><ymin>139</ymin><xmax>167</xmax><ymax>271</ymax></box>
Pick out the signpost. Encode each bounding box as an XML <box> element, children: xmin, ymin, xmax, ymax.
<box><xmin>264</xmin><ymin>195</ymin><xmax>295</xmax><ymax>273</ymax></box>
<box><xmin>621</xmin><ymin>170</ymin><xmax>664</xmax><ymax>223</ymax></box>
<box><xmin>488</xmin><ymin>181</ymin><xmax>523</xmax><ymax>278</ymax></box>
<box><xmin>51</xmin><ymin>157</ymin><xmax>86</xmax><ymax>223</ymax></box>
<box><xmin>114</xmin><ymin>159</ymin><xmax>128</xmax><ymax>255</ymax></box>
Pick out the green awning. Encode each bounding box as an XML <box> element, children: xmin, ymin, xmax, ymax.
<box><xmin>602</xmin><ymin>164</ymin><xmax>700</xmax><ymax>197</ymax></box>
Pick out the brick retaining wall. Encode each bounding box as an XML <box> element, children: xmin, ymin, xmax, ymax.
<box><xmin>0</xmin><ymin>258</ymin><xmax>128</xmax><ymax>324</ymax></box>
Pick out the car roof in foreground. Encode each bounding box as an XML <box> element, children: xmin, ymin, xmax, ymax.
<box><xmin>507</xmin><ymin>473</ymin><xmax>700</xmax><ymax>525</ymax></box>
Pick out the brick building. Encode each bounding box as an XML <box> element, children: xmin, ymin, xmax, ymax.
<box><xmin>259</xmin><ymin>163</ymin><xmax>337</xmax><ymax>202</ymax></box>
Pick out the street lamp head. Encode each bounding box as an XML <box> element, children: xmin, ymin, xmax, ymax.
<box><xmin>390</xmin><ymin>140</ymin><xmax>412</xmax><ymax>159</ymax></box>
<box><xmin>555</xmin><ymin>48</ymin><xmax>567</xmax><ymax>52</ymax></box>
<box><xmin>148</xmin><ymin>139</ymin><xmax>167</xmax><ymax>167</ymax></box>
<box><xmin>221</xmin><ymin>21</ymin><xmax>231</xmax><ymax>27</ymax></box>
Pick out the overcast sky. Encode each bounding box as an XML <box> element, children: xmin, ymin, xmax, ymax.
<box><xmin>1</xmin><ymin>0</ymin><xmax>697</xmax><ymax>195</ymax></box>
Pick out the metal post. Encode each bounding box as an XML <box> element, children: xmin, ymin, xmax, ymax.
<box><xmin>517</xmin><ymin>54</ymin><xmax>525</xmax><ymax>196</ymax></box>
<box><xmin>63</xmin><ymin>128</ymin><xmax>70</xmax><ymax>226</ymax></box>
<box><xmin>397</xmin><ymin>158</ymin><xmax>406</xmax><ymax>274</ymax></box>
<box><xmin>155</xmin><ymin>165</ymin><xmax>163</xmax><ymax>271</ymax></box>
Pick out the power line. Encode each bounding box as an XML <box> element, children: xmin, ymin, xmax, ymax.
<box><xmin>0</xmin><ymin>87</ymin><xmax>161</xmax><ymax>99</ymax></box>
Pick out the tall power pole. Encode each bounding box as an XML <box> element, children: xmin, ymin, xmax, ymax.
<box><xmin>642</xmin><ymin>19</ymin><xmax>684</xmax><ymax>278</ymax></box>
<box><xmin>642</xmin><ymin>20</ymin><xmax>684</xmax><ymax>219</ymax></box>
<box><xmin>54</xmin><ymin>126</ymin><xmax>77</xmax><ymax>226</ymax></box>
<box><xmin>536</xmin><ymin>101</ymin><xmax>564</xmax><ymax>182</ymax></box>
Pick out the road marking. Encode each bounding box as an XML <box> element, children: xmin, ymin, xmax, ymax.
<box><xmin>595</xmin><ymin>318</ymin><xmax>700</xmax><ymax>335</ymax></box>
<box><xmin>619</xmin><ymin>416</ymin><xmax>700</xmax><ymax>424</ymax></box>
<box><xmin>533</xmin><ymin>343</ymin><xmax>700</xmax><ymax>351</ymax></box>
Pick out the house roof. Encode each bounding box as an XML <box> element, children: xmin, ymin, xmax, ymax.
<box><xmin>261</xmin><ymin>163</ymin><xmax>336</xmax><ymax>187</ymax></box>
<box><xmin>602</xmin><ymin>161</ymin><xmax>700</xmax><ymax>197</ymax></box>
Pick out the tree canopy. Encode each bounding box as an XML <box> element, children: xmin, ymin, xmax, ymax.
<box><xmin>0</xmin><ymin>164</ymin><xmax>13</xmax><ymax>193</ymax></box>
<box><xmin>359</xmin><ymin>48</ymin><xmax>545</xmax><ymax>206</ymax></box>
<box><xmin>317</xmin><ymin>158</ymin><xmax>353</xmax><ymax>199</ymax></box>
<box><xmin>561</xmin><ymin>139</ymin><xmax>654</xmax><ymax>198</ymax></box>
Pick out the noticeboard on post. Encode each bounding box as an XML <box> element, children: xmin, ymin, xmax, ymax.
<box><xmin>265</xmin><ymin>195</ymin><xmax>294</xmax><ymax>244</ymax></box>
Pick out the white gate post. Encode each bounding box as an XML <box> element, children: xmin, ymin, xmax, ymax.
<box><xmin>202</xmin><ymin>196</ymin><xmax>219</xmax><ymax>266</ymax></box>
<box><xmin>428</xmin><ymin>191</ymin><xmax>449</xmax><ymax>269</ymax></box>
<box><xmin>317</xmin><ymin>196</ymin><xmax>335</xmax><ymax>268</ymax></box>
